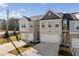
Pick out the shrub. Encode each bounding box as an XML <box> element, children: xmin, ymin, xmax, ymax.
<box><xmin>4</xmin><ymin>30</ymin><xmax>9</xmax><ymax>38</ymax></box>
<box><xmin>3</xmin><ymin>30</ymin><xmax>10</xmax><ymax>42</ymax></box>
<box><xmin>13</xmin><ymin>31</ymin><xmax>17</xmax><ymax>35</ymax></box>
<box><xmin>13</xmin><ymin>31</ymin><xmax>19</xmax><ymax>41</ymax></box>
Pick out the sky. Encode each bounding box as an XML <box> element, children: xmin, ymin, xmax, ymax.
<box><xmin>0</xmin><ymin>3</ymin><xmax>79</xmax><ymax>19</ymax></box>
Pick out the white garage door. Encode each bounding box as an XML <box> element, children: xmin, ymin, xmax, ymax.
<box><xmin>20</xmin><ymin>33</ymin><xmax>34</xmax><ymax>43</ymax></box>
<box><xmin>40</xmin><ymin>34</ymin><xmax>61</xmax><ymax>44</ymax></box>
<box><xmin>72</xmin><ymin>38</ymin><xmax>79</xmax><ymax>48</ymax></box>
<box><xmin>21</xmin><ymin>33</ymin><xmax>27</xmax><ymax>40</ymax></box>
<box><xmin>27</xmin><ymin>33</ymin><xmax>34</xmax><ymax>41</ymax></box>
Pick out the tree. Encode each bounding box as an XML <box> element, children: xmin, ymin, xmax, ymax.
<box><xmin>8</xmin><ymin>17</ymin><xmax>20</xmax><ymax>31</ymax></box>
<box><xmin>3</xmin><ymin>30</ymin><xmax>10</xmax><ymax>42</ymax></box>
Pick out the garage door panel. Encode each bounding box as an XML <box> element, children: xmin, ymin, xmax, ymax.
<box><xmin>27</xmin><ymin>33</ymin><xmax>34</xmax><ymax>41</ymax></box>
<box><xmin>21</xmin><ymin>33</ymin><xmax>27</xmax><ymax>40</ymax></box>
<box><xmin>40</xmin><ymin>34</ymin><xmax>60</xmax><ymax>44</ymax></box>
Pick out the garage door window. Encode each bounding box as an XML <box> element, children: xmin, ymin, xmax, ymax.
<box><xmin>48</xmin><ymin>24</ymin><xmax>51</xmax><ymax>27</ymax></box>
<box><xmin>55</xmin><ymin>24</ymin><xmax>59</xmax><ymax>27</ymax></box>
<box><xmin>42</xmin><ymin>24</ymin><xmax>45</xmax><ymax>28</ymax></box>
<box><xmin>30</xmin><ymin>25</ymin><xmax>33</xmax><ymax>28</ymax></box>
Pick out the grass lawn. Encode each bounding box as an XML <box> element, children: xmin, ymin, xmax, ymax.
<box><xmin>0</xmin><ymin>36</ymin><xmax>17</xmax><ymax>45</ymax></box>
<box><xmin>8</xmin><ymin>45</ymin><xmax>31</xmax><ymax>55</ymax></box>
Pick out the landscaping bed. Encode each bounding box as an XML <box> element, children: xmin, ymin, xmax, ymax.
<box><xmin>0</xmin><ymin>36</ymin><xmax>17</xmax><ymax>45</ymax></box>
<box><xmin>58</xmin><ymin>45</ymin><xmax>73</xmax><ymax>56</ymax></box>
<box><xmin>8</xmin><ymin>45</ymin><xmax>31</xmax><ymax>55</ymax></box>
<box><xmin>8</xmin><ymin>41</ymin><xmax>39</xmax><ymax>55</ymax></box>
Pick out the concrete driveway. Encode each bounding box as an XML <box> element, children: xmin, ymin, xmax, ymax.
<box><xmin>21</xmin><ymin>43</ymin><xmax>60</xmax><ymax>56</ymax></box>
<box><xmin>33</xmin><ymin>43</ymin><xmax>60</xmax><ymax>56</ymax></box>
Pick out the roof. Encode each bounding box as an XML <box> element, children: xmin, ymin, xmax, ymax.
<box><xmin>19</xmin><ymin>16</ymin><xmax>31</xmax><ymax>23</ymax></box>
<box><xmin>33</xmin><ymin>43</ymin><xmax>59</xmax><ymax>56</ymax></box>
<box><xmin>71</xmin><ymin>14</ymin><xmax>79</xmax><ymax>20</ymax></box>
<box><xmin>30</xmin><ymin>15</ymin><xmax>42</xmax><ymax>20</ymax></box>
<box><xmin>20</xmin><ymin>9</ymin><xmax>79</xmax><ymax>21</ymax></box>
<box><xmin>20</xmin><ymin>9</ymin><xmax>66</xmax><ymax>21</ymax></box>
<box><xmin>62</xmin><ymin>13</ymin><xmax>78</xmax><ymax>21</ymax></box>
<box><xmin>30</xmin><ymin>13</ymin><xmax>63</xmax><ymax>20</ymax></box>
<box><xmin>58</xmin><ymin>13</ymin><xmax>63</xmax><ymax>17</ymax></box>
<box><xmin>40</xmin><ymin>9</ymin><xmax>62</xmax><ymax>20</ymax></box>
<box><xmin>23</xmin><ymin>16</ymin><xmax>31</xmax><ymax>21</ymax></box>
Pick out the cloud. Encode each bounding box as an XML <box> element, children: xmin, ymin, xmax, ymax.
<box><xmin>0</xmin><ymin>3</ymin><xmax>8</xmax><ymax>8</ymax></box>
<box><xmin>0</xmin><ymin>8</ymin><xmax>26</xmax><ymax>19</ymax></box>
<box><xmin>10</xmin><ymin>8</ymin><xmax>26</xmax><ymax>18</ymax></box>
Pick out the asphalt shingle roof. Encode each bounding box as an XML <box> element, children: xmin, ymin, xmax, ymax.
<box><xmin>23</xmin><ymin>16</ymin><xmax>31</xmax><ymax>21</ymax></box>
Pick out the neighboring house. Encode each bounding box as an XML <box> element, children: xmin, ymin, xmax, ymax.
<box><xmin>62</xmin><ymin>13</ymin><xmax>77</xmax><ymax>46</ymax></box>
<box><xmin>69</xmin><ymin>13</ymin><xmax>79</xmax><ymax>55</ymax></box>
<box><xmin>19</xmin><ymin>9</ymin><xmax>62</xmax><ymax>44</ymax></box>
<box><xmin>63</xmin><ymin>13</ymin><xmax>77</xmax><ymax>30</ymax></box>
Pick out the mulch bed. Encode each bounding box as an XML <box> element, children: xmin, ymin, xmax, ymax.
<box><xmin>0</xmin><ymin>36</ymin><xmax>17</xmax><ymax>45</ymax></box>
<box><xmin>58</xmin><ymin>45</ymin><xmax>73</xmax><ymax>56</ymax></box>
<box><xmin>8</xmin><ymin>45</ymin><xmax>31</xmax><ymax>55</ymax></box>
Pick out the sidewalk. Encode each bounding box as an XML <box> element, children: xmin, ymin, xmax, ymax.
<box><xmin>20</xmin><ymin>48</ymin><xmax>42</xmax><ymax>56</ymax></box>
<box><xmin>0</xmin><ymin>40</ymin><xmax>26</xmax><ymax>56</ymax></box>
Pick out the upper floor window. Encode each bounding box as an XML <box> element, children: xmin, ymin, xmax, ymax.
<box><xmin>75</xmin><ymin>22</ymin><xmax>79</xmax><ymax>31</ymax></box>
<box><xmin>21</xmin><ymin>24</ymin><xmax>26</xmax><ymax>28</ymax></box>
<box><xmin>76</xmin><ymin>26</ymin><xmax>79</xmax><ymax>30</ymax></box>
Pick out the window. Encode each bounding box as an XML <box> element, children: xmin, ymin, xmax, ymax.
<box><xmin>76</xmin><ymin>26</ymin><xmax>79</xmax><ymax>30</ymax></box>
<box><xmin>21</xmin><ymin>24</ymin><xmax>26</xmax><ymax>28</ymax></box>
<box><xmin>55</xmin><ymin>24</ymin><xmax>59</xmax><ymax>27</ymax></box>
<box><xmin>48</xmin><ymin>24</ymin><xmax>51</xmax><ymax>27</ymax></box>
<box><xmin>75</xmin><ymin>22</ymin><xmax>79</xmax><ymax>31</ymax></box>
<box><xmin>30</xmin><ymin>25</ymin><xmax>33</xmax><ymax>28</ymax></box>
<box><xmin>42</xmin><ymin>24</ymin><xmax>45</xmax><ymax>28</ymax></box>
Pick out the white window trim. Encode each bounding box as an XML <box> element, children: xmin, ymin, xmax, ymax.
<box><xmin>75</xmin><ymin>22</ymin><xmax>79</xmax><ymax>31</ymax></box>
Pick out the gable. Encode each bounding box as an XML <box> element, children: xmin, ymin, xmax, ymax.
<box><xmin>19</xmin><ymin>16</ymin><xmax>30</xmax><ymax>23</ymax></box>
<box><xmin>40</xmin><ymin>9</ymin><xmax>62</xmax><ymax>20</ymax></box>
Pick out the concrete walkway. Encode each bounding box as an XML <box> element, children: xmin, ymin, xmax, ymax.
<box><xmin>20</xmin><ymin>48</ymin><xmax>42</xmax><ymax>56</ymax></box>
<box><xmin>0</xmin><ymin>40</ymin><xmax>26</xmax><ymax>56</ymax></box>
